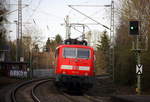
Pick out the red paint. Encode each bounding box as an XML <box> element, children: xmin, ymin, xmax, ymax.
<box><xmin>55</xmin><ymin>45</ymin><xmax>95</xmax><ymax>77</ymax></box>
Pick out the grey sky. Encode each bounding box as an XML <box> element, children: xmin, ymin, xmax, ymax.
<box><xmin>8</xmin><ymin>0</ymin><xmax>112</xmax><ymax>43</ymax></box>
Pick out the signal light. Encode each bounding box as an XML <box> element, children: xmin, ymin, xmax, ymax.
<box><xmin>129</xmin><ymin>21</ymin><xmax>139</xmax><ymax>35</ymax></box>
<box><xmin>130</xmin><ymin>26</ymin><xmax>134</xmax><ymax>30</ymax></box>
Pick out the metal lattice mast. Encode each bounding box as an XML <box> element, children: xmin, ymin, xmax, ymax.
<box><xmin>65</xmin><ymin>15</ymin><xmax>71</xmax><ymax>39</ymax></box>
<box><xmin>68</xmin><ymin>3</ymin><xmax>115</xmax><ymax>78</ymax></box>
<box><xmin>110</xmin><ymin>0</ymin><xmax>115</xmax><ymax>81</ymax></box>
<box><xmin>18</xmin><ymin>0</ymin><xmax>23</xmax><ymax>61</ymax></box>
<box><xmin>82</xmin><ymin>25</ymin><xmax>85</xmax><ymax>40</ymax></box>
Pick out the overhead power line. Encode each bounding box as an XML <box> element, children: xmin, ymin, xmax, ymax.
<box><xmin>0</xmin><ymin>4</ymin><xmax>29</xmax><ymax>17</ymax></box>
<box><xmin>69</xmin><ymin>5</ymin><xmax>111</xmax><ymax>7</ymax></box>
<box><xmin>38</xmin><ymin>9</ymin><xmax>63</xmax><ymax>20</ymax></box>
<box><xmin>26</xmin><ymin>0</ymin><xmax>42</xmax><ymax>22</ymax></box>
<box><xmin>68</xmin><ymin>5</ymin><xmax>110</xmax><ymax>30</ymax></box>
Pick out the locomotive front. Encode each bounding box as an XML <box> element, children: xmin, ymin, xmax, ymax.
<box><xmin>55</xmin><ymin>45</ymin><xmax>95</xmax><ymax>90</ymax></box>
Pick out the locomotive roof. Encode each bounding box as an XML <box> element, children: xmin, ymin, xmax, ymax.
<box><xmin>56</xmin><ymin>44</ymin><xmax>94</xmax><ymax>50</ymax></box>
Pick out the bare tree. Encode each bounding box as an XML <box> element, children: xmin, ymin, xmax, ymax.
<box><xmin>23</xmin><ymin>25</ymin><xmax>43</xmax><ymax>51</ymax></box>
<box><xmin>22</xmin><ymin>25</ymin><xmax>43</xmax><ymax>70</ymax></box>
<box><xmin>115</xmin><ymin>0</ymin><xmax>150</xmax><ymax>89</ymax></box>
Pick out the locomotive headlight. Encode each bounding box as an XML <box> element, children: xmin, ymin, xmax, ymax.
<box><xmin>61</xmin><ymin>65</ymin><xmax>73</xmax><ymax>70</ymax></box>
<box><xmin>79</xmin><ymin>66</ymin><xmax>90</xmax><ymax>71</ymax></box>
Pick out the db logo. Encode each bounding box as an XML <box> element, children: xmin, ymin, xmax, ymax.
<box><xmin>73</xmin><ymin>66</ymin><xmax>79</xmax><ymax>70</ymax></box>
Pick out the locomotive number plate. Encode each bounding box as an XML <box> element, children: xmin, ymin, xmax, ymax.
<box><xmin>73</xmin><ymin>66</ymin><xmax>79</xmax><ymax>70</ymax></box>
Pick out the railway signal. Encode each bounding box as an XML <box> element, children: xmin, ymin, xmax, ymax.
<box><xmin>136</xmin><ymin>64</ymin><xmax>143</xmax><ymax>75</ymax></box>
<box><xmin>129</xmin><ymin>21</ymin><xmax>139</xmax><ymax>35</ymax></box>
<box><xmin>129</xmin><ymin>20</ymin><xmax>146</xmax><ymax>95</ymax></box>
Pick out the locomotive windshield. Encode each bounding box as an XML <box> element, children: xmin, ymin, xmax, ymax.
<box><xmin>63</xmin><ymin>47</ymin><xmax>90</xmax><ymax>59</ymax></box>
<box><xmin>77</xmin><ymin>48</ymin><xmax>90</xmax><ymax>59</ymax></box>
<box><xmin>63</xmin><ymin>48</ymin><xmax>76</xmax><ymax>58</ymax></box>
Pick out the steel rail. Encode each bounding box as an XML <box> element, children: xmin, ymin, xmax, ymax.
<box><xmin>11</xmin><ymin>75</ymin><xmax>110</xmax><ymax>102</ymax></box>
<box><xmin>61</xmin><ymin>92</ymin><xmax>80</xmax><ymax>102</ymax></box>
<box><xmin>11</xmin><ymin>78</ymin><xmax>52</xmax><ymax>102</ymax></box>
<box><xmin>31</xmin><ymin>79</ymin><xmax>53</xmax><ymax>102</ymax></box>
<box><xmin>84</xmin><ymin>94</ymin><xmax>104</xmax><ymax>102</ymax></box>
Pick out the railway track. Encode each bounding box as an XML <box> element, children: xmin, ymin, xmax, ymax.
<box><xmin>83</xmin><ymin>94</ymin><xmax>111</xmax><ymax>102</ymax></box>
<box><xmin>32</xmin><ymin>79</ymin><xmax>52</xmax><ymax>102</ymax></box>
<box><xmin>9</xmin><ymin>74</ymin><xmax>112</xmax><ymax>102</ymax></box>
<box><xmin>11</xmin><ymin>78</ymin><xmax>53</xmax><ymax>102</ymax></box>
<box><xmin>59</xmin><ymin>75</ymin><xmax>112</xmax><ymax>102</ymax></box>
<box><xmin>60</xmin><ymin>91</ymin><xmax>111</xmax><ymax>102</ymax></box>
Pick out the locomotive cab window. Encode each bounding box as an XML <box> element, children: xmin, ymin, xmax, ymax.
<box><xmin>63</xmin><ymin>48</ymin><xmax>76</xmax><ymax>58</ymax></box>
<box><xmin>63</xmin><ymin>47</ymin><xmax>90</xmax><ymax>59</ymax></box>
<box><xmin>77</xmin><ymin>48</ymin><xmax>90</xmax><ymax>59</ymax></box>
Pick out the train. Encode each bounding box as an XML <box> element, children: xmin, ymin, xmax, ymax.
<box><xmin>54</xmin><ymin>39</ymin><xmax>95</xmax><ymax>91</ymax></box>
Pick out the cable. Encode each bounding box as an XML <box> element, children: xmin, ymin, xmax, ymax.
<box><xmin>26</xmin><ymin>0</ymin><xmax>42</xmax><ymax>22</ymax></box>
<box><xmin>69</xmin><ymin>5</ymin><xmax>110</xmax><ymax>30</ymax></box>
<box><xmin>38</xmin><ymin>9</ymin><xmax>63</xmax><ymax>20</ymax></box>
<box><xmin>80</xmin><ymin>9</ymin><xmax>101</xmax><ymax>22</ymax></box>
<box><xmin>27</xmin><ymin>7</ymin><xmax>64</xmax><ymax>22</ymax></box>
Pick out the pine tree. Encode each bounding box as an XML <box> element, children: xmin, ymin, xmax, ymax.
<box><xmin>45</xmin><ymin>38</ymin><xmax>51</xmax><ymax>52</ymax></box>
<box><xmin>0</xmin><ymin>2</ymin><xmax>8</xmax><ymax>51</ymax></box>
<box><xmin>96</xmin><ymin>31</ymin><xmax>110</xmax><ymax>74</ymax></box>
<box><xmin>55</xmin><ymin>34</ymin><xmax>62</xmax><ymax>44</ymax></box>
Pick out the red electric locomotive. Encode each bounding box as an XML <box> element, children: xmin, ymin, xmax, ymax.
<box><xmin>54</xmin><ymin>39</ymin><xmax>95</xmax><ymax>90</ymax></box>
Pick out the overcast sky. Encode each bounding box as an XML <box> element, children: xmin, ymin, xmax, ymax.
<box><xmin>8</xmin><ymin>0</ymin><xmax>112</xmax><ymax>43</ymax></box>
